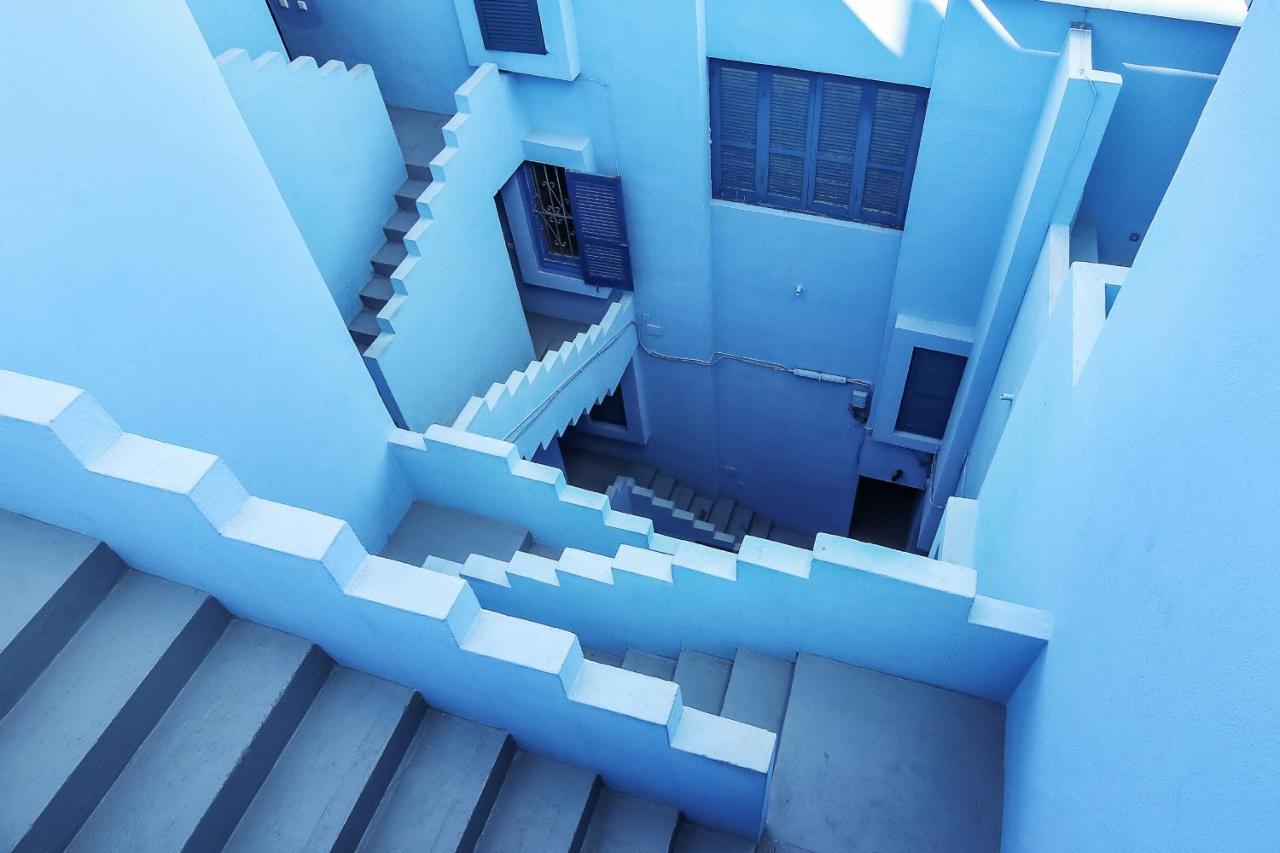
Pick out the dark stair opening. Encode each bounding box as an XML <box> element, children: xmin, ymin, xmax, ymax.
<box><xmin>848</xmin><ymin>475</ymin><xmax>922</xmax><ymax>553</ymax></box>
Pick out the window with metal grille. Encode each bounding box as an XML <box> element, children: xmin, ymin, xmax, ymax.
<box><xmin>473</xmin><ymin>0</ymin><xmax>547</xmax><ymax>55</ymax></box>
<box><xmin>896</xmin><ymin>348</ymin><xmax>967</xmax><ymax>440</ymax></box>
<box><xmin>520</xmin><ymin>162</ymin><xmax>579</xmax><ymax>272</ymax></box>
<box><xmin>709</xmin><ymin>59</ymin><xmax>928</xmax><ymax>229</ymax></box>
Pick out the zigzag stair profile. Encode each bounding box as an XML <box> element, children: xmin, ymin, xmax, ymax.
<box><xmin>0</xmin><ymin>369</ymin><xmax>774</xmax><ymax>840</ymax></box>
<box><xmin>452</xmin><ymin>296</ymin><xmax>638</xmax><ymax>458</ymax></box>
<box><xmin>0</xmin><ymin>510</ymin><xmax>763</xmax><ymax>851</ymax></box>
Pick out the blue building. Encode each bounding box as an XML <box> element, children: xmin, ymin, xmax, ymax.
<box><xmin>0</xmin><ymin>0</ymin><xmax>1275</xmax><ymax>849</ymax></box>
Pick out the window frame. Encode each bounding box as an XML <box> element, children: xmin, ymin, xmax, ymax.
<box><xmin>709</xmin><ymin>59</ymin><xmax>928</xmax><ymax>230</ymax></box>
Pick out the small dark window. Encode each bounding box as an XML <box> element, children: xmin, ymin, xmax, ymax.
<box><xmin>473</xmin><ymin>0</ymin><xmax>547</xmax><ymax>55</ymax></box>
<box><xmin>896</xmin><ymin>348</ymin><xmax>966</xmax><ymax>440</ymax></box>
<box><xmin>520</xmin><ymin>162</ymin><xmax>579</xmax><ymax>272</ymax></box>
<box><xmin>589</xmin><ymin>384</ymin><xmax>628</xmax><ymax>428</ymax></box>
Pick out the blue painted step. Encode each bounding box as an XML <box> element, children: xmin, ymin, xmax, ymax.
<box><xmin>0</xmin><ymin>571</ymin><xmax>227</xmax><ymax>852</ymax></box>
<box><xmin>475</xmin><ymin>751</ymin><xmax>600</xmax><ymax>852</ymax></box>
<box><xmin>382</xmin><ymin>208</ymin><xmax>418</xmax><ymax>241</ymax></box>
<box><xmin>621</xmin><ymin>647</ymin><xmax>678</xmax><ymax>681</ymax></box>
<box><xmin>672</xmin><ymin>822</ymin><xmax>756</xmax><ymax>852</ymax></box>
<box><xmin>381</xmin><ymin>501</ymin><xmax>532</xmax><ymax>567</ymax></box>
<box><xmin>69</xmin><ymin>621</ymin><xmax>330</xmax><ymax>851</ymax></box>
<box><xmin>582</xmin><ymin>788</ymin><xmax>678</xmax><ymax>852</ymax></box>
<box><xmin>674</xmin><ymin>650</ymin><xmax>733</xmax><ymax>715</ymax></box>
<box><xmin>395</xmin><ymin>178</ymin><xmax>428</xmax><ymax>210</ymax></box>
<box><xmin>359</xmin><ymin>709</ymin><xmax>515</xmax><ymax>851</ymax></box>
<box><xmin>225</xmin><ymin>669</ymin><xmax>424</xmax><ymax>852</ymax></box>
<box><xmin>720</xmin><ymin>649</ymin><xmax>795</xmax><ymax>734</ymax></box>
<box><xmin>371</xmin><ymin>241</ymin><xmax>408</xmax><ymax>277</ymax></box>
<box><xmin>0</xmin><ymin>512</ymin><xmax>125</xmax><ymax>719</ymax></box>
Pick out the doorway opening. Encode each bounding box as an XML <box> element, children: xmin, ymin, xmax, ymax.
<box><xmin>848</xmin><ymin>476</ymin><xmax>922</xmax><ymax>552</ymax></box>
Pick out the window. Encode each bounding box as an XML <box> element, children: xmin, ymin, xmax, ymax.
<box><xmin>473</xmin><ymin>0</ymin><xmax>547</xmax><ymax>55</ymax></box>
<box><xmin>517</xmin><ymin>162</ymin><xmax>634</xmax><ymax>290</ymax></box>
<box><xmin>520</xmin><ymin>162</ymin><xmax>579</xmax><ymax>273</ymax></box>
<box><xmin>709</xmin><ymin>60</ymin><xmax>928</xmax><ymax>229</ymax></box>
<box><xmin>896</xmin><ymin>348</ymin><xmax>967</xmax><ymax>440</ymax></box>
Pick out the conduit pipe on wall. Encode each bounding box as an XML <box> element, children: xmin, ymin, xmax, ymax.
<box><xmin>635</xmin><ymin>333</ymin><xmax>875</xmax><ymax>390</ymax></box>
<box><xmin>918</xmin><ymin>25</ymin><xmax>1121</xmax><ymax>550</ymax></box>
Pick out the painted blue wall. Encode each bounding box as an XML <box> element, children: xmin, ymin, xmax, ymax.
<box><xmin>0</xmin><ymin>2</ymin><xmax>409</xmax><ymax>547</ymax></box>
<box><xmin>219</xmin><ymin>50</ymin><xmax>407</xmax><ymax>322</ymax></box>
<box><xmin>974</xmin><ymin>3</ymin><xmax>1280</xmax><ymax>846</ymax></box>
<box><xmin>185</xmin><ymin>0</ymin><xmax>285</xmax><ymax>56</ymax></box>
<box><xmin>268</xmin><ymin>0</ymin><xmax>473</xmax><ymax>114</ymax></box>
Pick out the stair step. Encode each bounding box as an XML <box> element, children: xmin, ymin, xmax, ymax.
<box><xmin>708</xmin><ymin>497</ymin><xmax>736</xmax><ymax>531</ymax></box>
<box><xmin>689</xmin><ymin>496</ymin><xmax>714</xmax><ymax>523</ymax></box>
<box><xmin>0</xmin><ymin>572</ymin><xmax>226</xmax><ymax>852</ymax></box>
<box><xmin>0</xmin><ymin>513</ymin><xmax>125</xmax><ymax>719</ymax></box>
<box><xmin>395</xmin><ymin>178</ymin><xmax>428</xmax><ymax>210</ymax></box>
<box><xmin>382</xmin><ymin>208</ymin><xmax>419</xmax><ymax>241</ymax></box>
<box><xmin>621</xmin><ymin>647</ymin><xmax>678</xmax><ymax>681</ymax></box>
<box><xmin>360</xmin><ymin>275</ymin><xmax>394</xmax><ymax>310</ymax></box>
<box><xmin>726</xmin><ymin>505</ymin><xmax>755</xmax><ymax>541</ymax></box>
<box><xmin>360</xmin><ymin>710</ymin><xmax>514</xmax><ymax>852</ymax></box>
<box><xmin>381</xmin><ymin>501</ymin><xmax>532</xmax><ymax>566</ymax></box>
<box><xmin>582</xmin><ymin>646</ymin><xmax>625</xmax><ymax>668</ymax></box>
<box><xmin>670</xmin><ymin>485</ymin><xmax>695</xmax><ymax>512</ymax></box>
<box><xmin>350</xmin><ymin>308</ymin><xmax>381</xmax><ymax>337</ymax></box>
<box><xmin>476</xmin><ymin>751</ymin><xmax>599</xmax><ymax>852</ymax></box>
<box><xmin>405</xmin><ymin>161</ymin><xmax>434</xmax><ymax>182</ymax></box>
<box><xmin>672</xmin><ymin>821</ymin><xmax>756</xmax><ymax>852</ymax></box>
<box><xmin>649</xmin><ymin>474</ymin><xmax>675</xmax><ymax>501</ymax></box>
<box><xmin>70</xmin><ymin>621</ymin><xmax>330</xmax><ymax>852</ymax></box>
<box><xmin>769</xmin><ymin>527</ymin><xmax>814</xmax><ymax>549</ymax></box>
<box><xmin>720</xmin><ymin>649</ymin><xmax>795</xmax><ymax>734</ymax></box>
<box><xmin>225</xmin><ymin>669</ymin><xmax>424</xmax><ymax>852</ymax></box>
<box><xmin>673</xmin><ymin>650</ymin><xmax>733</xmax><ymax>715</ymax></box>
<box><xmin>622</xmin><ymin>462</ymin><xmax>658</xmax><ymax>489</ymax></box>
<box><xmin>525</xmin><ymin>541</ymin><xmax>564</xmax><ymax>560</ymax></box>
<box><xmin>371</xmin><ymin>241</ymin><xmax>408</xmax><ymax>276</ymax></box>
<box><xmin>747</xmin><ymin>515</ymin><xmax>773</xmax><ymax>539</ymax></box>
<box><xmin>582</xmin><ymin>788</ymin><xmax>679</xmax><ymax>852</ymax></box>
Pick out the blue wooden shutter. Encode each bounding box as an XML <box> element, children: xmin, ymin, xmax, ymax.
<box><xmin>473</xmin><ymin>0</ymin><xmax>547</xmax><ymax>55</ymax></box>
<box><xmin>810</xmin><ymin>78</ymin><xmax>864</xmax><ymax>218</ymax></box>
<box><xmin>764</xmin><ymin>70</ymin><xmax>813</xmax><ymax>208</ymax></box>
<box><xmin>711</xmin><ymin>63</ymin><xmax>761</xmax><ymax>203</ymax></box>
<box><xmin>565</xmin><ymin>171</ymin><xmax>632</xmax><ymax>290</ymax></box>
<box><xmin>858</xmin><ymin>85</ymin><xmax>926</xmax><ymax>227</ymax></box>
<box><xmin>895</xmin><ymin>348</ymin><xmax>967</xmax><ymax>440</ymax></box>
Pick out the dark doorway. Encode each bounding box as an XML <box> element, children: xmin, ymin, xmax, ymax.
<box><xmin>848</xmin><ymin>476</ymin><xmax>921</xmax><ymax>552</ymax></box>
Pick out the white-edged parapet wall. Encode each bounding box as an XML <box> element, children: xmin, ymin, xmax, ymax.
<box><xmin>363</xmin><ymin>63</ymin><xmax>538</xmax><ymax>431</ymax></box>
<box><xmin>217</xmin><ymin>49</ymin><xmax>406</xmax><ymax>323</ymax></box>
<box><xmin>393</xmin><ymin>425</ymin><xmax>1052</xmax><ymax>703</ymax></box>
<box><xmin>0</xmin><ymin>369</ymin><xmax>774</xmax><ymax>839</ymax></box>
<box><xmin>451</xmin><ymin>296</ymin><xmax>637</xmax><ymax>458</ymax></box>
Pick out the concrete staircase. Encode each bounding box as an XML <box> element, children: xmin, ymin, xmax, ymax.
<box><xmin>0</xmin><ymin>509</ymin><xmax>760</xmax><ymax>852</ymax></box>
<box><xmin>349</xmin><ymin>108</ymin><xmax>450</xmax><ymax>354</ymax></box>
<box><xmin>562</xmin><ymin>449</ymin><xmax>813</xmax><ymax>552</ymax></box>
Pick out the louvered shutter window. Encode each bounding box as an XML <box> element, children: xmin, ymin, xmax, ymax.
<box><xmin>709</xmin><ymin>60</ymin><xmax>927</xmax><ymax>229</ymax></box>
<box><xmin>565</xmin><ymin>171</ymin><xmax>633</xmax><ymax>290</ymax></box>
<box><xmin>473</xmin><ymin>0</ymin><xmax>547</xmax><ymax>55</ymax></box>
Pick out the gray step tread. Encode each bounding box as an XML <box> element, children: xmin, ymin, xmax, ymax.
<box><xmin>582</xmin><ymin>788</ymin><xmax>678</xmax><ymax>852</ymax></box>
<box><xmin>689</xmin><ymin>497</ymin><xmax>714</xmax><ymax>522</ymax></box>
<box><xmin>395</xmin><ymin>178</ymin><xmax>428</xmax><ymax>209</ymax></box>
<box><xmin>670</xmin><ymin>485</ymin><xmax>695</xmax><ymax>512</ymax></box>
<box><xmin>649</xmin><ymin>474</ymin><xmax>676</xmax><ymax>501</ymax></box>
<box><xmin>582</xmin><ymin>646</ymin><xmax>625</xmax><ymax>668</ymax></box>
<box><xmin>371</xmin><ymin>241</ymin><xmax>408</xmax><ymax>273</ymax></box>
<box><xmin>623</xmin><ymin>463</ymin><xmax>658</xmax><ymax>489</ymax></box>
<box><xmin>726</xmin><ymin>505</ymin><xmax>754</xmax><ymax>541</ymax></box>
<box><xmin>747</xmin><ymin>516</ymin><xmax>773</xmax><ymax>539</ymax></box>
<box><xmin>70</xmin><ymin>621</ymin><xmax>329</xmax><ymax>852</ymax></box>
<box><xmin>622</xmin><ymin>647</ymin><xmax>678</xmax><ymax>681</ymax></box>
<box><xmin>0</xmin><ymin>572</ymin><xmax>223</xmax><ymax>851</ymax></box>
<box><xmin>383</xmin><ymin>208</ymin><xmax>418</xmax><ymax>239</ymax></box>
<box><xmin>350</xmin><ymin>308</ymin><xmax>381</xmax><ymax>336</ymax></box>
<box><xmin>672</xmin><ymin>822</ymin><xmax>756</xmax><ymax>852</ymax></box>
<box><xmin>360</xmin><ymin>710</ymin><xmax>513</xmax><ymax>852</ymax></box>
<box><xmin>476</xmin><ymin>751</ymin><xmax>598</xmax><ymax>852</ymax></box>
<box><xmin>0</xmin><ymin>513</ymin><xmax>125</xmax><ymax>720</ymax></box>
<box><xmin>226</xmin><ymin>669</ymin><xmax>422</xmax><ymax>852</ymax></box>
<box><xmin>708</xmin><ymin>497</ymin><xmax>736</xmax><ymax>532</ymax></box>
<box><xmin>361</xmin><ymin>276</ymin><xmax>394</xmax><ymax>305</ymax></box>
<box><xmin>525</xmin><ymin>542</ymin><xmax>564</xmax><ymax>561</ymax></box>
<box><xmin>673</xmin><ymin>650</ymin><xmax>733</xmax><ymax>715</ymax></box>
<box><xmin>720</xmin><ymin>649</ymin><xmax>795</xmax><ymax>734</ymax></box>
<box><xmin>380</xmin><ymin>501</ymin><xmax>532</xmax><ymax>566</ymax></box>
